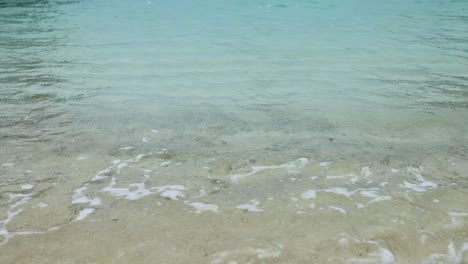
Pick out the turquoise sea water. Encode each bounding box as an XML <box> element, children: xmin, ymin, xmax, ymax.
<box><xmin>1</xmin><ymin>0</ymin><xmax>468</xmax><ymax>263</ymax></box>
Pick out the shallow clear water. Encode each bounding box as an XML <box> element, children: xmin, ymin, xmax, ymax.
<box><xmin>1</xmin><ymin>0</ymin><xmax>468</xmax><ymax>263</ymax></box>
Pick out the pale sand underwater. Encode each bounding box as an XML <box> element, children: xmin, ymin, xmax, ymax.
<box><xmin>1</xmin><ymin>0</ymin><xmax>468</xmax><ymax>263</ymax></box>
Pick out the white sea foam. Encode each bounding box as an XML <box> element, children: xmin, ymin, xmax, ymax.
<box><xmin>358</xmin><ymin>189</ymin><xmax>392</xmax><ymax>204</ymax></box>
<box><xmin>256</xmin><ymin>248</ymin><xmax>281</xmax><ymax>259</ymax></box>
<box><xmin>119</xmin><ymin>146</ymin><xmax>134</xmax><ymax>150</ymax></box>
<box><xmin>132</xmin><ymin>154</ymin><xmax>145</xmax><ymax>163</ymax></box>
<box><xmin>75</xmin><ymin>208</ymin><xmax>95</xmax><ymax>221</ymax></box>
<box><xmin>210</xmin><ymin>245</ymin><xmax>282</xmax><ymax>263</ymax></box>
<box><xmin>313</xmin><ymin>187</ymin><xmax>392</xmax><ymax>206</ymax></box>
<box><xmin>356</xmin><ymin>203</ymin><xmax>365</xmax><ymax>209</ymax></box>
<box><xmin>402</xmin><ymin>181</ymin><xmax>426</xmax><ymax>192</ymax></box>
<box><xmin>187</xmin><ymin>202</ymin><xmax>219</xmax><ymax>214</ymax></box>
<box><xmin>160</xmin><ymin>161</ymin><xmax>171</xmax><ymax>167</ymax></box>
<box><xmin>235</xmin><ymin>200</ymin><xmax>263</xmax><ymax>212</ymax></box>
<box><xmin>323</xmin><ymin>187</ymin><xmax>355</xmax><ymax>197</ymax></box>
<box><xmin>1</xmin><ymin>163</ymin><xmax>13</xmax><ymax>167</ymax></box>
<box><xmin>401</xmin><ymin>168</ymin><xmax>438</xmax><ymax>192</ymax></box>
<box><xmin>91</xmin><ymin>160</ymin><xmax>121</xmax><ymax>182</ymax></box>
<box><xmin>152</xmin><ymin>185</ymin><xmax>186</xmax><ymax>200</ymax></box>
<box><xmin>0</xmin><ymin>193</ymin><xmax>33</xmax><ymax>245</ymax></box>
<box><xmin>359</xmin><ymin>189</ymin><xmax>380</xmax><ymax>198</ymax></box>
<box><xmin>35</xmin><ymin>202</ymin><xmax>48</xmax><ymax>209</ymax></box>
<box><xmin>329</xmin><ymin>206</ymin><xmax>347</xmax><ymax>214</ymax></box>
<box><xmin>160</xmin><ymin>189</ymin><xmax>184</xmax><ymax>200</ymax></box>
<box><xmin>9</xmin><ymin>193</ymin><xmax>32</xmax><ymax>208</ymax></box>
<box><xmin>76</xmin><ymin>155</ymin><xmax>88</xmax><ymax>160</ymax></box>
<box><xmin>368</xmin><ymin>196</ymin><xmax>392</xmax><ymax>204</ymax></box>
<box><xmin>72</xmin><ymin>196</ymin><xmax>101</xmax><ymax>206</ymax></box>
<box><xmin>102</xmin><ymin>177</ymin><xmax>152</xmax><ymax>200</ymax></box>
<box><xmin>21</xmin><ymin>184</ymin><xmax>34</xmax><ymax>190</ymax></box>
<box><xmin>94</xmin><ymin>168</ymin><xmax>111</xmax><ymax>177</ymax></box>
<box><xmin>379</xmin><ymin>248</ymin><xmax>396</xmax><ymax>264</ymax></box>
<box><xmin>72</xmin><ymin>185</ymin><xmax>102</xmax><ymax>207</ymax></box>
<box><xmin>414</xmin><ymin>174</ymin><xmax>438</xmax><ymax>188</ymax></box>
<box><xmin>91</xmin><ymin>174</ymin><xmax>107</xmax><ymax>181</ymax></box>
<box><xmin>319</xmin><ymin>161</ymin><xmax>332</xmax><ymax>167</ymax></box>
<box><xmin>325</xmin><ymin>173</ymin><xmax>358</xmax><ymax>183</ymax></box>
<box><xmin>230</xmin><ymin>158</ymin><xmax>309</xmax><ymax>183</ymax></box>
<box><xmin>72</xmin><ymin>186</ymin><xmax>87</xmax><ymax>197</ymax></box>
